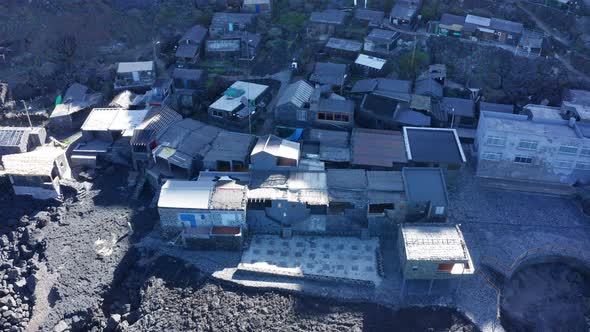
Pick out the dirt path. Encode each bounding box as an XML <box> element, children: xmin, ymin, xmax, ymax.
<box><xmin>515</xmin><ymin>1</ymin><xmax>571</xmax><ymax>47</ymax></box>
<box><xmin>555</xmin><ymin>53</ymin><xmax>590</xmax><ymax>82</ymax></box>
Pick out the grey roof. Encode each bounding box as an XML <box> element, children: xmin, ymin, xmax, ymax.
<box><xmin>176</xmin><ymin>44</ymin><xmax>200</xmax><ymax>58</ymax></box>
<box><xmin>480</xmin><ymin>101</ymin><xmax>513</xmax><ymax>114</ymax></box>
<box><xmin>414</xmin><ymin>78</ymin><xmax>443</xmax><ymax>98</ymax></box>
<box><xmin>390</xmin><ymin>0</ymin><xmax>420</xmax><ymax>20</ymax></box>
<box><xmin>403</xmin><ymin>127</ymin><xmax>466</xmax><ymax>164</ymax></box>
<box><xmin>490</xmin><ymin>17</ymin><xmax>523</xmax><ymax>34</ymax></box>
<box><xmin>354</xmin><ymin>9</ymin><xmax>384</xmax><ymax>25</ymax></box>
<box><xmin>402</xmin><ymin>167</ymin><xmax>448</xmax><ymax>206</ymax></box>
<box><xmin>440</xmin><ymin>13</ymin><xmax>465</xmax><ymax>26</ymax></box>
<box><xmin>180</xmin><ymin>25</ymin><xmax>208</xmax><ymax>43</ymax></box>
<box><xmin>518</xmin><ymin>30</ymin><xmax>544</xmax><ymax>49</ymax></box>
<box><xmin>326</xmin><ymin>38</ymin><xmax>363</xmax><ymax>52</ymax></box>
<box><xmin>440</xmin><ymin>97</ymin><xmax>475</xmax><ymax>118</ymax></box>
<box><xmin>367</xmin><ymin>28</ymin><xmax>398</xmax><ymax>41</ymax></box>
<box><xmin>276</xmin><ymin>80</ymin><xmax>314</xmax><ymax>108</ymax></box>
<box><xmin>351</xmin><ymin>78</ymin><xmax>411</xmax><ymax>95</ymax></box>
<box><xmin>202</xmin><ymin>131</ymin><xmax>256</xmax><ymax>163</ymax></box>
<box><xmin>172</xmin><ymin>68</ymin><xmax>206</xmax><ymax>81</ymax></box>
<box><xmin>51</xmin><ymin>83</ymin><xmax>103</xmax><ymax>118</ymax></box>
<box><xmin>327</xmin><ymin>169</ymin><xmax>367</xmax><ymax>190</ymax></box>
<box><xmin>393</xmin><ymin>109</ymin><xmax>431</xmax><ymax>126</ymax></box>
<box><xmin>314</xmin><ymin>98</ymin><xmax>355</xmax><ymax>115</ymax></box>
<box><xmin>306</xmin><ymin>129</ymin><xmax>350</xmax><ymax>162</ymax></box>
<box><xmin>310</xmin><ymin>62</ymin><xmax>348</xmax><ymax>86</ymax></box>
<box><xmin>131</xmin><ymin>105</ymin><xmax>182</xmax><ymax>146</ymax></box>
<box><xmin>367</xmin><ymin>170</ymin><xmax>404</xmax><ymax>192</ymax></box>
<box><xmin>310</xmin><ymin>10</ymin><xmax>347</xmax><ymax>25</ymax></box>
<box><xmin>377</xmin><ymin>78</ymin><xmax>412</xmax><ymax>94</ymax></box>
<box><xmin>351</xmin><ymin>79</ymin><xmax>378</xmax><ymax>93</ymax></box>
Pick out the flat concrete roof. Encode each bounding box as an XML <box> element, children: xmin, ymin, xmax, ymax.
<box><xmin>480</xmin><ymin>111</ymin><xmax>583</xmax><ymax>139</ymax></box>
<box><xmin>209</xmin><ymin>81</ymin><xmax>269</xmax><ymax>112</ymax></box>
<box><xmin>401</xmin><ymin>224</ymin><xmax>469</xmax><ymax>261</ymax></box>
<box><xmin>403</xmin><ymin>127</ymin><xmax>466</xmax><ymax>164</ymax></box>
<box><xmin>402</xmin><ymin>167</ymin><xmax>448</xmax><ymax>206</ymax></box>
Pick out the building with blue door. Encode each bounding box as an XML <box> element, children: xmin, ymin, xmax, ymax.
<box><xmin>157</xmin><ymin>173</ymin><xmax>249</xmax><ymax>250</ymax></box>
<box><xmin>242</xmin><ymin>0</ymin><xmax>271</xmax><ymax>14</ymax></box>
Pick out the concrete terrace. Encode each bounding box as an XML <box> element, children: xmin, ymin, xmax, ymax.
<box><xmin>136</xmin><ymin>167</ymin><xmax>590</xmax><ymax>332</ymax></box>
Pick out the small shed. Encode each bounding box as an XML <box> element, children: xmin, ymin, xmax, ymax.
<box><xmin>325</xmin><ymin>38</ymin><xmax>363</xmax><ymax>58</ymax></box>
<box><xmin>354</xmin><ymin>54</ymin><xmax>387</xmax><ymax>77</ymax></box>
<box><xmin>50</xmin><ymin>83</ymin><xmax>103</xmax><ymax>133</ymax></box>
<box><xmin>0</xmin><ymin>127</ymin><xmax>46</xmax><ymax>157</ymax></box>
<box><xmin>398</xmin><ymin>224</ymin><xmax>474</xmax><ymax>280</ymax></box>
<box><xmin>114</xmin><ymin>61</ymin><xmax>155</xmax><ymax>91</ymax></box>
<box><xmin>0</xmin><ymin>146</ymin><xmax>71</xmax><ymax>200</ymax></box>
<box><xmin>250</xmin><ymin>135</ymin><xmax>300</xmax><ymax>171</ymax></box>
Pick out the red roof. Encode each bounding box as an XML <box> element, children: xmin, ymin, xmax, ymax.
<box><xmin>351</xmin><ymin>128</ymin><xmax>408</xmax><ymax>168</ymax></box>
<box><xmin>212</xmin><ymin>226</ymin><xmax>241</xmax><ymax>235</ymax></box>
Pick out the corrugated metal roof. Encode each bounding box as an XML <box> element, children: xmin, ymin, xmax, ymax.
<box><xmin>0</xmin><ymin>146</ymin><xmax>65</xmax><ymax>176</ymax></box>
<box><xmin>202</xmin><ymin>131</ymin><xmax>256</xmax><ymax>163</ymax></box>
<box><xmin>310</xmin><ymin>10</ymin><xmax>347</xmax><ymax>25</ymax></box>
<box><xmin>355</xmin><ymin>54</ymin><xmax>386</xmax><ymax>70</ymax></box>
<box><xmin>180</xmin><ymin>25</ymin><xmax>207</xmax><ymax>43</ymax></box>
<box><xmin>117</xmin><ymin>61</ymin><xmax>154</xmax><ymax>73</ymax></box>
<box><xmin>251</xmin><ymin>135</ymin><xmax>300</xmax><ymax>161</ymax></box>
<box><xmin>326</xmin><ymin>38</ymin><xmax>362</xmax><ymax>52</ymax></box>
<box><xmin>276</xmin><ymin>80</ymin><xmax>314</xmax><ymax>108</ymax></box>
<box><xmin>310</xmin><ymin>62</ymin><xmax>347</xmax><ymax>86</ymax></box>
<box><xmin>158</xmin><ymin>179</ymin><xmax>214</xmax><ymax>209</ymax></box>
<box><xmin>351</xmin><ymin>128</ymin><xmax>407</xmax><ymax>167</ymax></box>
<box><xmin>465</xmin><ymin>14</ymin><xmax>490</xmax><ymax>27</ymax></box>
<box><xmin>0</xmin><ymin>127</ymin><xmax>29</xmax><ymax>147</ymax></box>
<box><xmin>80</xmin><ymin>108</ymin><xmax>120</xmax><ymax>131</ymax></box>
<box><xmin>131</xmin><ymin>106</ymin><xmax>182</xmax><ymax>146</ymax></box>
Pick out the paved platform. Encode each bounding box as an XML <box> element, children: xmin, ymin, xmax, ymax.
<box><xmin>239</xmin><ymin>235</ymin><xmax>381</xmax><ymax>284</ymax></box>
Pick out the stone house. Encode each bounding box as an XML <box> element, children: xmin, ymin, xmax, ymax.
<box><xmin>364</xmin><ymin>29</ymin><xmax>399</xmax><ymax>55</ymax></box>
<box><xmin>0</xmin><ymin>146</ymin><xmax>71</xmax><ymax>200</ymax></box>
<box><xmin>175</xmin><ymin>25</ymin><xmax>208</xmax><ymax>67</ymax></box>
<box><xmin>114</xmin><ymin>61</ymin><xmax>155</xmax><ymax>92</ymax></box>
<box><xmin>157</xmin><ymin>175</ymin><xmax>248</xmax><ymax>250</ymax></box>
<box><xmin>307</xmin><ymin>10</ymin><xmax>348</xmax><ymax>40</ymax></box>
<box><xmin>398</xmin><ymin>224</ymin><xmax>474</xmax><ymax>280</ymax></box>
<box><xmin>0</xmin><ymin>127</ymin><xmax>46</xmax><ymax>157</ymax></box>
<box><xmin>208</xmin><ymin>81</ymin><xmax>270</xmax><ymax>130</ymax></box>
<box><xmin>475</xmin><ymin>109</ymin><xmax>590</xmax><ymax>189</ymax></box>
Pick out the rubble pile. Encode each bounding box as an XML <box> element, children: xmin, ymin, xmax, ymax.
<box><xmin>0</xmin><ymin>178</ymin><xmax>56</xmax><ymax>332</ymax></box>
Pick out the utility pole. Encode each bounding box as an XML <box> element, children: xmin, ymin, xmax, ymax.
<box><xmin>22</xmin><ymin>100</ymin><xmax>32</xmax><ymax>128</ymax></box>
<box><xmin>410</xmin><ymin>35</ymin><xmax>417</xmax><ymax>79</ymax></box>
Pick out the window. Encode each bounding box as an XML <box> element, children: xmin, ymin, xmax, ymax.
<box><xmin>481</xmin><ymin>151</ymin><xmax>502</xmax><ymax>161</ymax></box>
<box><xmin>296</xmin><ymin>110</ymin><xmax>306</xmax><ymax>121</ymax></box>
<box><xmin>581</xmin><ymin>147</ymin><xmax>590</xmax><ymax>157</ymax></box>
<box><xmin>434</xmin><ymin>206</ymin><xmax>445</xmax><ymax>215</ymax></box>
<box><xmin>517</xmin><ymin>139</ymin><xmax>539</xmax><ymax>151</ymax></box>
<box><xmin>554</xmin><ymin>160</ymin><xmax>573</xmax><ymax>169</ymax></box>
<box><xmin>437</xmin><ymin>263</ymin><xmax>454</xmax><ymax>273</ymax></box>
<box><xmin>317</xmin><ymin>112</ymin><xmax>350</xmax><ymax>123</ymax></box>
<box><xmin>211</xmin><ymin>110</ymin><xmax>224</xmax><ymax>118</ymax></box>
<box><xmin>576</xmin><ymin>162</ymin><xmax>590</xmax><ymax>170</ymax></box>
<box><xmin>485</xmin><ymin>135</ymin><xmax>506</xmax><ymax>147</ymax></box>
<box><xmin>514</xmin><ymin>155</ymin><xmax>533</xmax><ymax>164</ymax></box>
<box><xmin>559</xmin><ymin>144</ymin><xmax>578</xmax><ymax>155</ymax></box>
<box><xmin>369</xmin><ymin>203</ymin><xmax>394</xmax><ymax>214</ymax></box>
